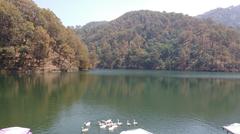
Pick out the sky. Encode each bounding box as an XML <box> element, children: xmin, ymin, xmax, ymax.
<box><xmin>33</xmin><ymin>0</ymin><xmax>240</xmax><ymax>26</ymax></box>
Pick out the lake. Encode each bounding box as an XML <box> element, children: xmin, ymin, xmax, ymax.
<box><xmin>1</xmin><ymin>70</ymin><xmax>240</xmax><ymax>134</ymax></box>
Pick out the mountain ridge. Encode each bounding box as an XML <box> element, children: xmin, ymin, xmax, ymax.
<box><xmin>76</xmin><ymin>10</ymin><xmax>240</xmax><ymax>72</ymax></box>
<box><xmin>198</xmin><ymin>4</ymin><xmax>240</xmax><ymax>28</ymax></box>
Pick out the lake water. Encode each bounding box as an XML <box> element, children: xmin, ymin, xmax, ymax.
<box><xmin>1</xmin><ymin>70</ymin><xmax>240</xmax><ymax>134</ymax></box>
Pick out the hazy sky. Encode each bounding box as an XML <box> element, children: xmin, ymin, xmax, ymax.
<box><xmin>33</xmin><ymin>0</ymin><xmax>240</xmax><ymax>26</ymax></box>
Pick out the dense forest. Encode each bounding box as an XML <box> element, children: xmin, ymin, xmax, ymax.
<box><xmin>1</xmin><ymin>0</ymin><xmax>240</xmax><ymax>72</ymax></box>
<box><xmin>76</xmin><ymin>10</ymin><xmax>240</xmax><ymax>71</ymax></box>
<box><xmin>0</xmin><ymin>0</ymin><xmax>90</xmax><ymax>73</ymax></box>
<box><xmin>198</xmin><ymin>5</ymin><xmax>240</xmax><ymax>28</ymax></box>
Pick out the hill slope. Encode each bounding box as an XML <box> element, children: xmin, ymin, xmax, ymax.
<box><xmin>0</xmin><ymin>0</ymin><xmax>89</xmax><ymax>73</ymax></box>
<box><xmin>77</xmin><ymin>10</ymin><xmax>240</xmax><ymax>71</ymax></box>
<box><xmin>198</xmin><ymin>5</ymin><xmax>240</xmax><ymax>28</ymax></box>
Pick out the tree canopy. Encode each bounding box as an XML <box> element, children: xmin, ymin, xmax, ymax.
<box><xmin>0</xmin><ymin>0</ymin><xmax>90</xmax><ymax>73</ymax></box>
<box><xmin>76</xmin><ymin>10</ymin><xmax>240</xmax><ymax>72</ymax></box>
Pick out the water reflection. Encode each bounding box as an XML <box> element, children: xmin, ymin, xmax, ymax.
<box><xmin>0</xmin><ymin>70</ymin><xmax>240</xmax><ymax>134</ymax></box>
<box><xmin>86</xmin><ymin>73</ymin><xmax>240</xmax><ymax>117</ymax></box>
<box><xmin>0</xmin><ymin>73</ymin><xmax>89</xmax><ymax>133</ymax></box>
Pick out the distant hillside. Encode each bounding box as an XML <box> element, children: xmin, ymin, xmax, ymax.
<box><xmin>198</xmin><ymin>5</ymin><xmax>240</xmax><ymax>28</ymax></box>
<box><xmin>80</xmin><ymin>21</ymin><xmax>108</xmax><ymax>31</ymax></box>
<box><xmin>76</xmin><ymin>10</ymin><xmax>240</xmax><ymax>72</ymax></box>
<box><xmin>0</xmin><ymin>0</ymin><xmax>90</xmax><ymax>73</ymax></box>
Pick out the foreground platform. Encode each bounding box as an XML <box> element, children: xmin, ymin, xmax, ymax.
<box><xmin>0</xmin><ymin>127</ymin><xmax>32</xmax><ymax>134</ymax></box>
<box><xmin>120</xmin><ymin>128</ymin><xmax>153</xmax><ymax>134</ymax></box>
<box><xmin>223</xmin><ymin>123</ymin><xmax>240</xmax><ymax>134</ymax></box>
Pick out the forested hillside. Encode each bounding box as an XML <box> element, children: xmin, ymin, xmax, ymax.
<box><xmin>76</xmin><ymin>10</ymin><xmax>240</xmax><ymax>71</ymax></box>
<box><xmin>198</xmin><ymin>5</ymin><xmax>240</xmax><ymax>28</ymax></box>
<box><xmin>0</xmin><ymin>0</ymin><xmax>90</xmax><ymax>73</ymax></box>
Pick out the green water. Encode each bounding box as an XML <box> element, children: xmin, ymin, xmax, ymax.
<box><xmin>1</xmin><ymin>70</ymin><xmax>240</xmax><ymax>134</ymax></box>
